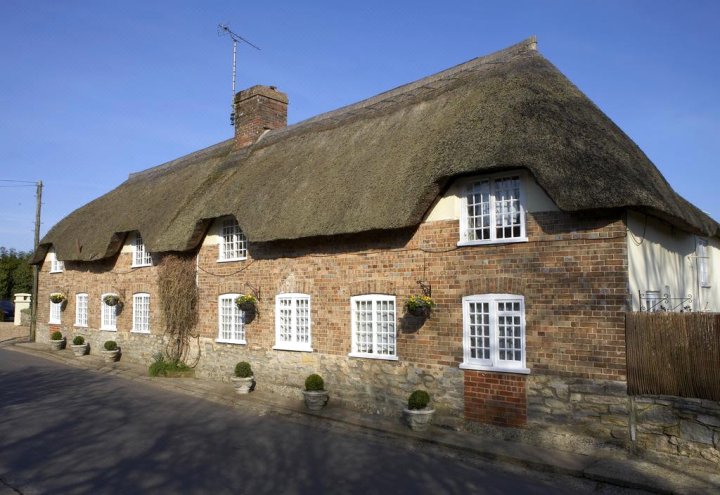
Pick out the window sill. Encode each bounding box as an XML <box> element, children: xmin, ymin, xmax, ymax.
<box><xmin>100</xmin><ymin>327</ymin><xmax>117</xmax><ymax>332</ymax></box>
<box><xmin>216</xmin><ymin>257</ymin><xmax>247</xmax><ymax>263</ymax></box>
<box><xmin>48</xmin><ymin>320</ymin><xmax>61</xmax><ymax>325</ymax></box>
<box><xmin>457</xmin><ymin>237</ymin><xmax>528</xmax><ymax>247</ymax></box>
<box><xmin>131</xmin><ymin>329</ymin><xmax>151</xmax><ymax>334</ymax></box>
<box><xmin>131</xmin><ymin>263</ymin><xmax>152</xmax><ymax>268</ymax></box>
<box><xmin>74</xmin><ymin>324</ymin><xmax>88</xmax><ymax>328</ymax></box>
<box><xmin>348</xmin><ymin>352</ymin><xmax>399</xmax><ymax>361</ymax></box>
<box><xmin>273</xmin><ymin>344</ymin><xmax>313</xmax><ymax>353</ymax></box>
<box><xmin>459</xmin><ymin>362</ymin><xmax>530</xmax><ymax>375</ymax></box>
<box><xmin>216</xmin><ymin>338</ymin><xmax>246</xmax><ymax>345</ymax></box>
<box><xmin>49</xmin><ymin>270</ymin><xmax>63</xmax><ymax>274</ymax></box>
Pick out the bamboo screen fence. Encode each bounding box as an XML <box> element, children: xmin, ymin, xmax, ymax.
<box><xmin>626</xmin><ymin>312</ymin><xmax>720</xmax><ymax>400</ymax></box>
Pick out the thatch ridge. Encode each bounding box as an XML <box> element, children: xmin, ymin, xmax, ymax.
<box><xmin>32</xmin><ymin>37</ymin><xmax>718</xmax><ymax>263</ymax></box>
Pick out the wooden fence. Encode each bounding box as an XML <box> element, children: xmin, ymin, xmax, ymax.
<box><xmin>626</xmin><ymin>312</ymin><xmax>720</xmax><ymax>401</ymax></box>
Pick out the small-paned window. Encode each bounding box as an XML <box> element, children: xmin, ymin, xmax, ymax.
<box><xmin>349</xmin><ymin>295</ymin><xmax>397</xmax><ymax>360</ymax></box>
<box><xmin>459</xmin><ymin>174</ymin><xmax>527</xmax><ymax>245</ymax></box>
<box><xmin>49</xmin><ymin>301</ymin><xmax>61</xmax><ymax>324</ymax></box>
<box><xmin>132</xmin><ymin>293</ymin><xmax>150</xmax><ymax>333</ymax></box>
<box><xmin>101</xmin><ymin>294</ymin><xmax>117</xmax><ymax>331</ymax></box>
<box><xmin>217</xmin><ymin>294</ymin><xmax>245</xmax><ymax>344</ymax></box>
<box><xmin>49</xmin><ymin>250</ymin><xmax>64</xmax><ymax>273</ymax></box>
<box><xmin>132</xmin><ymin>233</ymin><xmax>152</xmax><ymax>267</ymax></box>
<box><xmin>274</xmin><ymin>293</ymin><xmax>312</xmax><ymax>351</ymax></box>
<box><xmin>460</xmin><ymin>294</ymin><xmax>529</xmax><ymax>373</ymax></box>
<box><xmin>218</xmin><ymin>219</ymin><xmax>247</xmax><ymax>261</ymax></box>
<box><xmin>75</xmin><ymin>293</ymin><xmax>88</xmax><ymax>327</ymax></box>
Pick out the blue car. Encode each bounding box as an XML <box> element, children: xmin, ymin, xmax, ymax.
<box><xmin>0</xmin><ymin>300</ymin><xmax>14</xmax><ymax>321</ymax></box>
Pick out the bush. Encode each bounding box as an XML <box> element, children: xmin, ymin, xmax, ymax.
<box><xmin>148</xmin><ymin>353</ymin><xmax>191</xmax><ymax>377</ymax></box>
<box><xmin>72</xmin><ymin>335</ymin><xmax>85</xmax><ymax>345</ymax></box>
<box><xmin>50</xmin><ymin>331</ymin><xmax>63</xmax><ymax>340</ymax></box>
<box><xmin>408</xmin><ymin>390</ymin><xmax>430</xmax><ymax>410</ymax></box>
<box><xmin>305</xmin><ymin>373</ymin><xmax>324</xmax><ymax>391</ymax></box>
<box><xmin>104</xmin><ymin>340</ymin><xmax>118</xmax><ymax>351</ymax></box>
<box><xmin>234</xmin><ymin>361</ymin><xmax>252</xmax><ymax>378</ymax></box>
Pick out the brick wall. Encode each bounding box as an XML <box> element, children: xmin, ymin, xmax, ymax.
<box><xmin>465</xmin><ymin>371</ymin><xmax>527</xmax><ymax>426</ymax></box>
<box><xmin>233</xmin><ymin>85</ymin><xmax>288</xmax><ymax>147</ymax></box>
<box><xmin>37</xmin><ymin>210</ymin><xmax>629</xmax><ymax>426</ymax></box>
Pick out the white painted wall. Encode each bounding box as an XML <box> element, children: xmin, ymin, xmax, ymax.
<box><xmin>627</xmin><ymin>211</ymin><xmax>719</xmax><ymax>312</ymax></box>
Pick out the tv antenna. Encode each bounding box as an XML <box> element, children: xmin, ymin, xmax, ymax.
<box><xmin>218</xmin><ymin>23</ymin><xmax>261</xmax><ymax>126</ymax></box>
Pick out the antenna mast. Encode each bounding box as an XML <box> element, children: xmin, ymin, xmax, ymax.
<box><xmin>218</xmin><ymin>23</ymin><xmax>261</xmax><ymax>126</ymax></box>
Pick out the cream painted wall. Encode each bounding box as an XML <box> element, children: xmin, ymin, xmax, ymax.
<box><xmin>424</xmin><ymin>170</ymin><xmax>558</xmax><ymax>222</ymax></box>
<box><xmin>627</xmin><ymin>211</ymin><xmax>718</xmax><ymax>312</ymax></box>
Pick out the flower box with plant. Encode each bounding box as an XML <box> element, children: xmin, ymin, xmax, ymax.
<box><xmin>302</xmin><ymin>373</ymin><xmax>329</xmax><ymax>411</ymax></box>
<box><xmin>71</xmin><ymin>335</ymin><xmax>88</xmax><ymax>357</ymax></box>
<box><xmin>234</xmin><ymin>294</ymin><xmax>257</xmax><ymax>312</ymax></box>
<box><xmin>404</xmin><ymin>295</ymin><xmax>435</xmax><ymax>318</ymax></box>
<box><xmin>49</xmin><ymin>292</ymin><xmax>67</xmax><ymax>306</ymax></box>
<box><xmin>49</xmin><ymin>330</ymin><xmax>65</xmax><ymax>350</ymax></box>
<box><xmin>403</xmin><ymin>389</ymin><xmax>435</xmax><ymax>431</ymax></box>
<box><xmin>232</xmin><ymin>361</ymin><xmax>254</xmax><ymax>394</ymax></box>
<box><xmin>101</xmin><ymin>340</ymin><xmax>120</xmax><ymax>362</ymax></box>
<box><xmin>103</xmin><ymin>294</ymin><xmax>121</xmax><ymax>307</ymax></box>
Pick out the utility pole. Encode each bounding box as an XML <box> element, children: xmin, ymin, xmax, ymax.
<box><xmin>30</xmin><ymin>180</ymin><xmax>42</xmax><ymax>342</ymax></box>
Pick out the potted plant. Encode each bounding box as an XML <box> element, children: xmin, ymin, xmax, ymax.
<box><xmin>103</xmin><ymin>294</ymin><xmax>121</xmax><ymax>307</ymax></box>
<box><xmin>403</xmin><ymin>390</ymin><xmax>435</xmax><ymax>431</ymax></box>
<box><xmin>302</xmin><ymin>373</ymin><xmax>329</xmax><ymax>411</ymax></box>
<box><xmin>49</xmin><ymin>330</ymin><xmax>65</xmax><ymax>350</ymax></box>
<box><xmin>101</xmin><ymin>340</ymin><xmax>120</xmax><ymax>362</ymax></box>
<box><xmin>49</xmin><ymin>292</ymin><xmax>67</xmax><ymax>304</ymax></box>
<box><xmin>231</xmin><ymin>361</ymin><xmax>254</xmax><ymax>394</ymax></box>
<box><xmin>71</xmin><ymin>335</ymin><xmax>88</xmax><ymax>357</ymax></box>
<box><xmin>234</xmin><ymin>294</ymin><xmax>257</xmax><ymax>313</ymax></box>
<box><xmin>405</xmin><ymin>295</ymin><xmax>435</xmax><ymax>318</ymax></box>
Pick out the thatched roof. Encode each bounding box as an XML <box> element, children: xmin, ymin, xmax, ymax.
<box><xmin>32</xmin><ymin>37</ymin><xmax>719</xmax><ymax>263</ymax></box>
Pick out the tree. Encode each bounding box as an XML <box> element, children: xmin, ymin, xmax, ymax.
<box><xmin>0</xmin><ymin>247</ymin><xmax>33</xmax><ymax>300</ymax></box>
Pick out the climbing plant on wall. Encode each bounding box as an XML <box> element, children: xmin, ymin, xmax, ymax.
<box><xmin>157</xmin><ymin>253</ymin><xmax>199</xmax><ymax>366</ymax></box>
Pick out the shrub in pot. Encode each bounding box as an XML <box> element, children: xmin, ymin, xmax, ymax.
<box><xmin>101</xmin><ymin>340</ymin><xmax>120</xmax><ymax>363</ymax></box>
<box><xmin>302</xmin><ymin>373</ymin><xmax>329</xmax><ymax>411</ymax></box>
<box><xmin>71</xmin><ymin>335</ymin><xmax>88</xmax><ymax>357</ymax></box>
<box><xmin>403</xmin><ymin>390</ymin><xmax>435</xmax><ymax>431</ymax></box>
<box><xmin>231</xmin><ymin>361</ymin><xmax>254</xmax><ymax>394</ymax></box>
<box><xmin>49</xmin><ymin>331</ymin><xmax>65</xmax><ymax>351</ymax></box>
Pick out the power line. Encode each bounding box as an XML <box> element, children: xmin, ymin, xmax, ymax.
<box><xmin>0</xmin><ymin>179</ymin><xmax>37</xmax><ymax>184</ymax></box>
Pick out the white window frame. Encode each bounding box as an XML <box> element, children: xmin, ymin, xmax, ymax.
<box><xmin>49</xmin><ymin>250</ymin><xmax>64</xmax><ymax>273</ymax></box>
<box><xmin>49</xmin><ymin>301</ymin><xmax>62</xmax><ymax>324</ymax></box>
<box><xmin>100</xmin><ymin>293</ymin><xmax>117</xmax><ymax>331</ymax></box>
<box><xmin>460</xmin><ymin>294</ymin><xmax>529</xmax><ymax>374</ymax></box>
<box><xmin>217</xmin><ymin>293</ymin><xmax>245</xmax><ymax>344</ymax></box>
<box><xmin>75</xmin><ymin>293</ymin><xmax>88</xmax><ymax>327</ymax></box>
<box><xmin>132</xmin><ymin>232</ymin><xmax>152</xmax><ymax>267</ymax></box>
<box><xmin>132</xmin><ymin>293</ymin><xmax>151</xmax><ymax>333</ymax></box>
<box><xmin>273</xmin><ymin>293</ymin><xmax>312</xmax><ymax>352</ymax></box>
<box><xmin>458</xmin><ymin>173</ymin><xmax>527</xmax><ymax>246</ymax></box>
<box><xmin>697</xmin><ymin>238</ymin><xmax>710</xmax><ymax>288</ymax></box>
<box><xmin>218</xmin><ymin>218</ymin><xmax>247</xmax><ymax>262</ymax></box>
<box><xmin>349</xmin><ymin>294</ymin><xmax>398</xmax><ymax>361</ymax></box>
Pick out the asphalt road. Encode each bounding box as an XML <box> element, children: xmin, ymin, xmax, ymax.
<box><xmin>0</xmin><ymin>349</ymin><xmax>647</xmax><ymax>494</ymax></box>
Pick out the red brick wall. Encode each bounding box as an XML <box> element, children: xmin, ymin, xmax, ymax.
<box><xmin>37</xmin><ymin>210</ymin><xmax>629</xmax><ymax>426</ymax></box>
<box><xmin>465</xmin><ymin>371</ymin><xmax>527</xmax><ymax>426</ymax></box>
<box><xmin>233</xmin><ymin>86</ymin><xmax>288</xmax><ymax>147</ymax></box>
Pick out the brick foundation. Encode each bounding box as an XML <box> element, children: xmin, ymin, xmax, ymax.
<box><xmin>465</xmin><ymin>370</ymin><xmax>527</xmax><ymax>426</ymax></box>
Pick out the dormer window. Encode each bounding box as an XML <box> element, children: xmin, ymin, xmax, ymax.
<box><xmin>218</xmin><ymin>218</ymin><xmax>247</xmax><ymax>262</ymax></box>
<box><xmin>49</xmin><ymin>250</ymin><xmax>64</xmax><ymax>273</ymax></box>
<box><xmin>459</xmin><ymin>174</ymin><xmax>527</xmax><ymax>246</ymax></box>
<box><xmin>132</xmin><ymin>232</ymin><xmax>152</xmax><ymax>267</ymax></box>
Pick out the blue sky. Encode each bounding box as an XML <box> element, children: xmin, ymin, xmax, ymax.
<box><xmin>1</xmin><ymin>0</ymin><xmax>718</xmax><ymax>251</ymax></box>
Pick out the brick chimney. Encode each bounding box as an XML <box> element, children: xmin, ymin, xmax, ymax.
<box><xmin>233</xmin><ymin>85</ymin><xmax>288</xmax><ymax>147</ymax></box>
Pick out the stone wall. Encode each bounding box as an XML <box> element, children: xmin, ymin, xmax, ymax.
<box><xmin>528</xmin><ymin>375</ymin><xmax>720</xmax><ymax>463</ymax></box>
